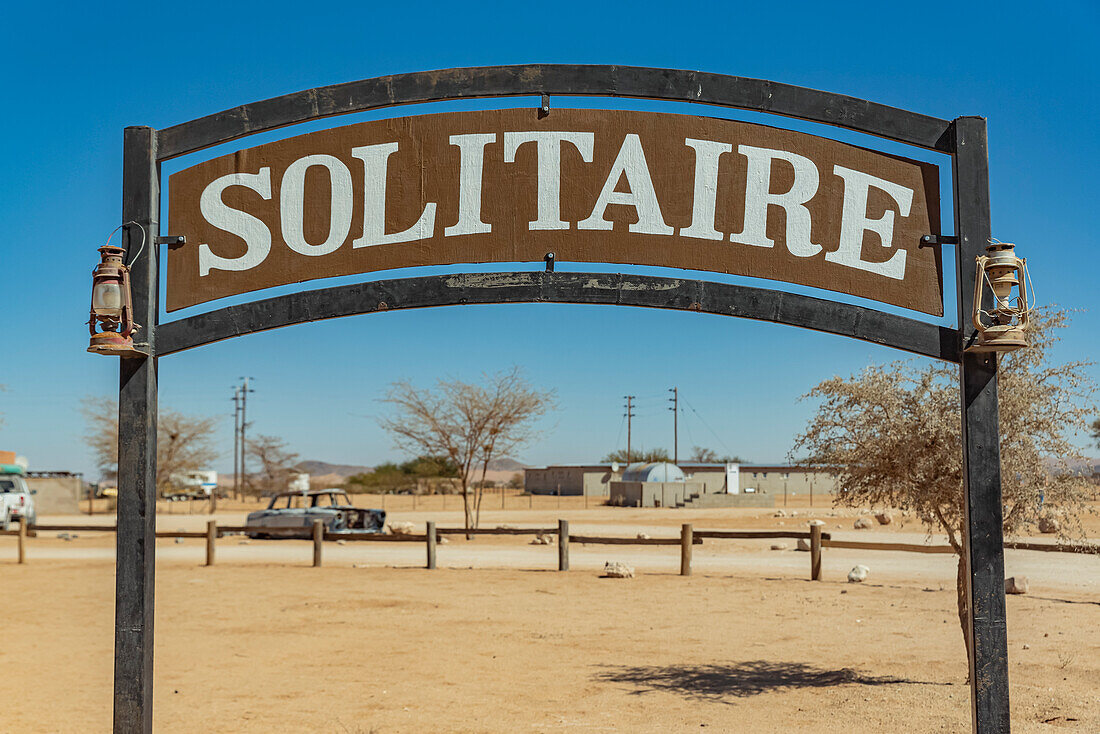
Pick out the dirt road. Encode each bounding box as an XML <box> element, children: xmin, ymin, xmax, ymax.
<box><xmin>1</xmin><ymin>503</ymin><xmax>1096</xmax><ymax>732</ymax></box>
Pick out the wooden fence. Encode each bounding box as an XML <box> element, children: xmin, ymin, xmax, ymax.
<box><xmin>3</xmin><ymin>521</ymin><xmax>1096</xmax><ymax>579</ymax></box>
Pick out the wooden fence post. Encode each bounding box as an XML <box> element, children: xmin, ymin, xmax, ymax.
<box><xmin>810</xmin><ymin>523</ymin><xmax>822</xmax><ymax>581</ymax></box>
<box><xmin>205</xmin><ymin>520</ymin><xmax>216</xmax><ymax>567</ymax></box>
<box><xmin>558</xmin><ymin>519</ymin><xmax>569</xmax><ymax>571</ymax></box>
<box><xmin>426</xmin><ymin>521</ymin><xmax>437</xmax><ymax>570</ymax></box>
<box><xmin>312</xmin><ymin>520</ymin><xmax>324</xmax><ymax>567</ymax></box>
<box><xmin>680</xmin><ymin>523</ymin><xmax>693</xmax><ymax>576</ymax></box>
<box><xmin>18</xmin><ymin>520</ymin><xmax>27</xmax><ymax>564</ymax></box>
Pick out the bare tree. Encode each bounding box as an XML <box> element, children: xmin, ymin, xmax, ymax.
<box><xmin>379</xmin><ymin>367</ymin><xmax>555</xmax><ymax>531</ymax></box>
<box><xmin>688</xmin><ymin>446</ymin><xmax>719</xmax><ymax>463</ymax></box>
<box><xmin>80</xmin><ymin>397</ymin><xmax>220</xmax><ymax>491</ymax></box>
<box><xmin>246</xmin><ymin>434</ymin><xmax>299</xmax><ymax>497</ymax></box>
<box><xmin>792</xmin><ymin>308</ymin><xmax>1096</xmax><ymax>663</ymax></box>
<box><xmin>81</xmin><ymin>397</ymin><xmax>120</xmax><ymax>481</ymax></box>
<box><xmin>687</xmin><ymin>446</ymin><xmax>746</xmax><ymax>464</ymax></box>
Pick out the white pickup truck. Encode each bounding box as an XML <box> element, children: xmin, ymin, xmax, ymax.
<box><xmin>0</xmin><ymin>467</ymin><xmax>36</xmax><ymax>530</ymax></box>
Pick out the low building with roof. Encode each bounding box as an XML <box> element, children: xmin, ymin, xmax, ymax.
<box><xmin>524</xmin><ymin>461</ymin><xmax>837</xmax><ymax>507</ymax></box>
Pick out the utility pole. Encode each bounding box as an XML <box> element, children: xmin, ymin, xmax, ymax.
<box><xmin>624</xmin><ymin>395</ymin><xmax>636</xmax><ymax>465</ymax></box>
<box><xmin>231</xmin><ymin>387</ymin><xmax>242</xmax><ymax>500</ymax></box>
<box><xmin>238</xmin><ymin>377</ymin><xmax>255</xmax><ymax>498</ymax></box>
<box><xmin>668</xmin><ymin>387</ymin><xmax>678</xmax><ymax>466</ymax></box>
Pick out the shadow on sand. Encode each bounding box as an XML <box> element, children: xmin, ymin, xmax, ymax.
<box><xmin>594</xmin><ymin>660</ymin><xmax>946</xmax><ymax>702</ymax></box>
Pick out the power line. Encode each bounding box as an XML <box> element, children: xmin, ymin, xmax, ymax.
<box><xmin>612</xmin><ymin>413</ymin><xmax>626</xmax><ymax>459</ymax></box>
<box><xmin>681</xmin><ymin>394</ymin><xmax>733</xmax><ymax>456</ymax></box>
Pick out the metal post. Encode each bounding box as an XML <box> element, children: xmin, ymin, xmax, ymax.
<box><xmin>810</xmin><ymin>524</ymin><xmax>822</xmax><ymax>581</ymax></box>
<box><xmin>426</xmin><ymin>521</ymin><xmax>436</xmax><ymax>569</ymax></box>
<box><xmin>558</xmin><ymin>519</ymin><xmax>569</xmax><ymax>571</ymax></box>
<box><xmin>205</xmin><ymin>521</ymin><xmax>216</xmax><ymax>567</ymax></box>
<box><xmin>113</xmin><ymin>125</ymin><xmax>159</xmax><ymax>734</ymax></box>
<box><xmin>312</xmin><ymin>520</ymin><xmax>324</xmax><ymax>567</ymax></box>
<box><xmin>18</xmin><ymin>519</ymin><xmax>26</xmax><ymax>564</ymax></box>
<box><xmin>680</xmin><ymin>523</ymin><xmax>692</xmax><ymax>576</ymax></box>
<box><xmin>954</xmin><ymin>116</ymin><xmax>1010</xmax><ymax>734</ymax></box>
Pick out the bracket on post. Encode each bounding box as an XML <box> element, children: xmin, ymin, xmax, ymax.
<box><xmin>539</xmin><ymin>94</ymin><xmax>550</xmax><ymax>119</ymax></box>
<box><xmin>920</xmin><ymin>234</ymin><xmax>959</xmax><ymax>248</ymax></box>
<box><xmin>155</xmin><ymin>235</ymin><xmax>186</xmax><ymax>246</ymax></box>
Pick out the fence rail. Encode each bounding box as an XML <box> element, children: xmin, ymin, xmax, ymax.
<box><xmin>822</xmin><ymin>539</ymin><xmax>955</xmax><ymax>554</ymax></box>
<box><xmin>4</xmin><ymin>522</ymin><xmax>1097</xmax><ymax>578</ymax></box>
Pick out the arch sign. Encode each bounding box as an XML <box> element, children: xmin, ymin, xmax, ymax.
<box><xmin>166</xmin><ymin>108</ymin><xmax>942</xmax><ymax>314</ymax></box>
<box><xmin>111</xmin><ymin>66</ymin><xmax>1009</xmax><ymax>733</ymax></box>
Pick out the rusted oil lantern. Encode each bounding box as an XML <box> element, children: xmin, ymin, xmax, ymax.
<box><xmin>87</xmin><ymin>244</ymin><xmax>140</xmax><ymax>356</ymax></box>
<box><xmin>969</xmin><ymin>241</ymin><xmax>1031</xmax><ymax>353</ymax></box>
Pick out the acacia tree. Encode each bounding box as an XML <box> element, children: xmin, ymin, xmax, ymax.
<box><xmin>246</xmin><ymin>434</ymin><xmax>299</xmax><ymax>497</ymax></box>
<box><xmin>80</xmin><ymin>397</ymin><xmax>220</xmax><ymax>491</ymax></box>
<box><xmin>379</xmin><ymin>367</ymin><xmax>555</xmax><ymax>531</ymax></box>
<box><xmin>791</xmin><ymin>308</ymin><xmax>1096</xmax><ymax>662</ymax></box>
<box><xmin>602</xmin><ymin>448</ymin><xmax>670</xmax><ymax>464</ymax></box>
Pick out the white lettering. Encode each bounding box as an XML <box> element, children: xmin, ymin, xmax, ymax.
<box><xmin>680</xmin><ymin>138</ymin><xmax>732</xmax><ymax>240</ymax></box>
<box><xmin>280</xmin><ymin>155</ymin><xmax>353</xmax><ymax>257</ymax></box>
<box><xmin>198</xmin><ymin>169</ymin><xmax>273</xmax><ymax>276</ymax></box>
<box><xmin>825</xmin><ymin>165</ymin><xmax>913</xmax><ymax>280</ymax></box>
<box><xmin>730</xmin><ymin>145</ymin><xmax>821</xmax><ymax>257</ymax></box>
<box><xmin>503</xmin><ymin>131</ymin><xmax>594</xmax><ymax>230</ymax></box>
<box><xmin>578</xmin><ymin>134</ymin><xmax>673</xmax><ymax>235</ymax></box>
<box><xmin>352</xmin><ymin>143</ymin><xmax>437</xmax><ymax>247</ymax></box>
<box><xmin>445</xmin><ymin>133</ymin><xmax>496</xmax><ymax>237</ymax></box>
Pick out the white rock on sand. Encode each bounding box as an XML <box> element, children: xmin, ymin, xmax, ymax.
<box><xmin>1004</xmin><ymin>576</ymin><xmax>1029</xmax><ymax>594</ymax></box>
<box><xmin>602</xmin><ymin>561</ymin><xmax>634</xmax><ymax>578</ymax></box>
<box><xmin>854</xmin><ymin>517</ymin><xmax>873</xmax><ymax>530</ymax></box>
<box><xmin>796</xmin><ymin>538</ymin><xmax>811</xmax><ymax>551</ymax></box>
<box><xmin>770</xmin><ymin>543</ymin><xmax>788</xmax><ymax>551</ymax></box>
<box><xmin>848</xmin><ymin>565</ymin><xmax>870</xmax><ymax>583</ymax></box>
<box><xmin>387</xmin><ymin>521</ymin><xmax>416</xmax><ymax>536</ymax></box>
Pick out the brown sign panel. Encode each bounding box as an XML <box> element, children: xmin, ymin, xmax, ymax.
<box><xmin>166</xmin><ymin>108</ymin><xmax>942</xmax><ymax>314</ymax></box>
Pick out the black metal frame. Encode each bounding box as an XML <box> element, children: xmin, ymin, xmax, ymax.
<box><xmin>114</xmin><ymin>64</ymin><xmax>1009</xmax><ymax>733</ymax></box>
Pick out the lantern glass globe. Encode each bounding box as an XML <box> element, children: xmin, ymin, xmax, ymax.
<box><xmin>92</xmin><ymin>282</ymin><xmax>123</xmax><ymax>316</ymax></box>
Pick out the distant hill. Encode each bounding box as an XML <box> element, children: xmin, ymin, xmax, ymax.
<box><xmin>1042</xmin><ymin>456</ymin><xmax>1099</xmax><ymax>476</ymax></box>
<box><xmin>295</xmin><ymin>461</ymin><xmax>373</xmax><ymax>480</ymax></box>
<box><xmin>295</xmin><ymin>457</ymin><xmax>527</xmax><ymax>484</ymax></box>
<box><xmin>487</xmin><ymin>457</ymin><xmax>526</xmax><ymax>471</ymax></box>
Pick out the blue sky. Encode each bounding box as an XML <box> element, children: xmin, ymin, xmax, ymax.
<box><xmin>2</xmin><ymin>1</ymin><xmax>1098</xmax><ymax>479</ymax></box>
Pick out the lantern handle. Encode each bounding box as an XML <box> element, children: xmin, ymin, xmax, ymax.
<box><xmin>972</xmin><ymin>254</ymin><xmax>989</xmax><ymax>332</ymax></box>
<box><xmin>100</xmin><ymin>221</ymin><xmax>147</xmax><ymax>268</ymax></box>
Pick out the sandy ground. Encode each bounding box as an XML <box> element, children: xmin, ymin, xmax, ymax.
<box><xmin>1</xmin><ymin>501</ymin><xmax>1097</xmax><ymax>732</ymax></box>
